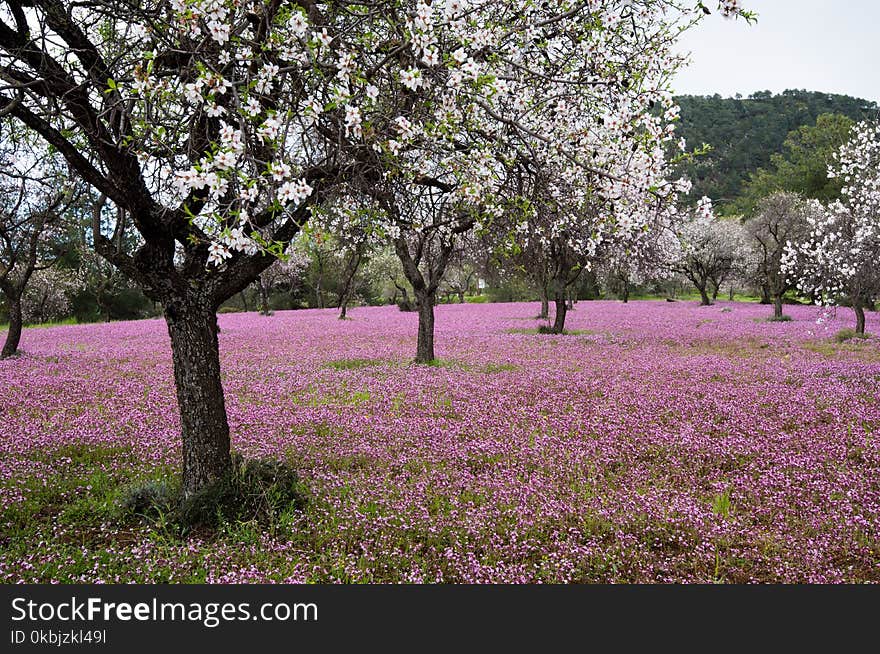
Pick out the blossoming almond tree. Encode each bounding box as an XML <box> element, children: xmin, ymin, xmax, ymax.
<box><xmin>0</xmin><ymin>0</ymin><xmax>753</xmax><ymax>495</ymax></box>
<box><xmin>671</xmin><ymin>197</ymin><xmax>752</xmax><ymax>306</ymax></box>
<box><xmin>744</xmin><ymin>191</ymin><xmax>817</xmax><ymax>319</ymax></box>
<box><xmin>783</xmin><ymin>121</ymin><xmax>880</xmax><ymax>334</ymax></box>
<box><xmin>598</xmin><ymin>227</ymin><xmax>679</xmax><ymax>303</ymax></box>
<box><xmin>0</xmin><ymin>128</ymin><xmax>73</xmax><ymax>357</ymax></box>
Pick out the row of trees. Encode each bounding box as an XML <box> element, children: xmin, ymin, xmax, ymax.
<box><xmin>4</xmin><ymin>117</ymin><xmax>878</xmax><ymax>346</ymax></box>
<box><xmin>15</xmin><ymin>1</ymin><xmax>872</xmax><ymax>499</ymax></box>
<box><xmin>4</xmin><ymin>121</ymin><xmax>879</xmax><ymax>344</ymax></box>
<box><xmin>1</xmin><ymin>0</ymin><xmax>760</xmax><ymax>497</ymax></box>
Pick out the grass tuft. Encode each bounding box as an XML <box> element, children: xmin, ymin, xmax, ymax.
<box><xmin>326</xmin><ymin>358</ymin><xmax>383</xmax><ymax>370</ymax></box>
<box><xmin>835</xmin><ymin>328</ymin><xmax>870</xmax><ymax>343</ymax></box>
<box><xmin>117</xmin><ymin>454</ymin><xmax>307</xmax><ymax>532</ymax></box>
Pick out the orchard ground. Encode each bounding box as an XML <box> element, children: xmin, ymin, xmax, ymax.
<box><xmin>1</xmin><ymin>301</ymin><xmax>878</xmax><ymax>583</ymax></box>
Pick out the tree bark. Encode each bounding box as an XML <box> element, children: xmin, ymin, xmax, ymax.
<box><xmin>315</xmin><ymin>273</ymin><xmax>324</xmax><ymax>309</ymax></box>
<box><xmin>698</xmin><ymin>284</ymin><xmax>711</xmax><ymax>307</ymax></box>
<box><xmin>164</xmin><ymin>299</ymin><xmax>231</xmax><ymax>497</ymax></box>
<box><xmin>621</xmin><ymin>280</ymin><xmax>629</xmax><ymax>304</ymax></box>
<box><xmin>552</xmin><ymin>293</ymin><xmax>567</xmax><ymax>333</ymax></box>
<box><xmin>337</xmin><ymin>250</ymin><xmax>362</xmax><ymax>319</ymax></box>
<box><xmin>854</xmin><ymin>301</ymin><xmax>866</xmax><ymax>335</ymax></box>
<box><xmin>415</xmin><ymin>290</ymin><xmax>436</xmax><ymax>363</ymax></box>
<box><xmin>773</xmin><ymin>294</ymin><xmax>784</xmax><ymax>319</ymax></box>
<box><xmin>539</xmin><ymin>285</ymin><xmax>549</xmax><ymax>319</ymax></box>
<box><xmin>760</xmin><ymin>284</ymin><xmax>771</xmax><ymax>305</ymax></box>
<box><xmin>258</xmin><ymin>276</ymin><xmax>270</xmax><ymax>315</ymax></box>
<box><xmin>1</xmin><ymin>295</ymin><xmax>23</xmax><ymax>358</ymax></box>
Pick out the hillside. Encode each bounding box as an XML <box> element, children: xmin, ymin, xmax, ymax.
<box><xmin>675</xmin><ymin>90</ymin><xmax>878</xmax><ymax>209</ymax></box>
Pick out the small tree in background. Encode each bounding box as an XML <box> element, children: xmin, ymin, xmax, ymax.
<box><xmin>599</xmin><ymin>229</ymin><xmax>678</xmax><ymax>303</ymax></box>
<box><xmin>672</xmin><ymin>198</ymin><xmax>751</xmax><ymax>306</ymax></box>
<box><xmin>21</xmin><ymin>268</ymin><xmax>76</xmax><ymax>325</ymax></box>
<box><xmin>745</xmin><ymin>192</ymin><xmax>816</xmax><ymax>319</ymax></box>
<box><xmin>784</xmin><ymin>121</ymin><xmax>880</xmax><ymax>334</ymax></box>
<box><xmin>0</xmin><ymin>131</ymin><xmax>73</xmax><ymax>357</ymax></box>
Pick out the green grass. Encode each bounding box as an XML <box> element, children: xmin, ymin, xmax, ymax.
<box><xmin>480</xmin><ymin>362</ymin><xmax>517</xmax><ymax>373</ymax></box>
<box><xmin>0</xmin><ymin>444</ymin><xmax>310</xmax><ymax>582</ymax></box>
<box><xmin>624</xmin><ymin>292</ymin><xmax>762</xmax><ymax>303</ymax></box>
<box><xmin>753</xmin><ymin>314</ymin><xmax>794</xmax><ymax>323</ymax></box>
<box><xmin>0</xmin><ymin>317</ymin><xmax>79</xmax><ymax>331</ymax></box>
<box><xmin>506</xmin><ymin>327</ymin><xmax>595</xmax><ymax>336</ymax></box>
<box><xmin>325</xmin><ymin>358</ymin><xmax>386</xmax><ymax>370</ymax></box>
<box><xmin>835</xmin><ymin>328</ymin><xmax>871</xmax><ymax>343</ymax></box>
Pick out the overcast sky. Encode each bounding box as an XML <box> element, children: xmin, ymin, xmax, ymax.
<box><xmin>673</xmin><ymin>1</ymin><xmax>880</xmax><ymax>103</ymax></box>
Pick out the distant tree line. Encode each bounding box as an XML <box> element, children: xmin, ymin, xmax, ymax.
<box><xmin>675</xmin><ymin>90</ymin><xmax>878</xmax><ymax>212</ymax></box>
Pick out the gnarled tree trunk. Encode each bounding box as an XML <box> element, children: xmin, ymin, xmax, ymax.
<box><xmin>698</xmin><ymin>284</ymin><xmax>711</xmax><ymax>307</ymax></box>
<box><xmin>773</xmin><ymin>294</ymin><xmax>784</xmax><ymax>319</ymax></box>
<box><xmin>854</xmin><ymin>301</ymin><xmax>866</xmax><ymax>335</ymax></box>
<box><xmin>1</xmin><ymin>295</ymin><xmax>23</xmax><ymax>358</ymax></box>
<box><xmin>415</xmin><ymin>289</ymin><xmax>436</xmax><ymax>363</ymax></box>
<box><xmin>551</xmin><ymin>292</ymin><xmax>567</xmax><ymax>334</ymax></box>
<box><xmin>164</xmin><ymin>298</ymin><xmax>231</xmax><ymax>497</ymax></box>
<box><xmin>539</xmin><ymin>285</ymin><xmax>549</xmax><ymax>319</ymax></box>
<box><xmin>258</xmin><ymin>276</ymin><xmax>270</xmax><ymax>315</ymax></box>
<box><xmin>337</xmin><ymin>249</ymin><xmax>363</xmax><ymax>320</ymax></box>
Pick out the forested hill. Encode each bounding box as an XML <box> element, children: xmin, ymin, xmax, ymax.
<box><xmin>675</xmin><ymin>90</ymin><xmax>878</xmax><ymax>208</ymax></box>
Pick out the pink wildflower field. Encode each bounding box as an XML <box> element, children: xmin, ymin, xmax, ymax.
<box><xmin>1</xmin><ymin>301</ymin><xmax>879</xmax><ymax>583</ymax></box>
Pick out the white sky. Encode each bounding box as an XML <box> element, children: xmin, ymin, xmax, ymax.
<box><xmin>673</xmin><ymin>1</ymin><xmax>880</xmax><ymax>103</ymax></box>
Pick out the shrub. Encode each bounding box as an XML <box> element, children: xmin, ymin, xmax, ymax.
<box><xmin>464</xmin><ymin>295</ymin><xmax>489</xmax><ymax>303</ymax></box>
<box><xmin>116</xmin><ymin>455</ymin><xmax>306</xmax><ymax>532</ymax></box>
<box><xmin>117</xmin><ymin>479</ymin><xmax>178</xmax><ymax>518</ymax></box>
<box><xmin>835</xmin><ymin>329</ymin><xmax>869</xmax><ymax>343</ymax></box>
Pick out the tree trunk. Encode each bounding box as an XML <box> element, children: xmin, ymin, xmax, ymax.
<box><xmin>337</xmin><ymin>251</ymin><xmax>362</xmax><ymax>319</ymax></box>
<box><xmin>457</xmin><ymin>290</ymin><xmax>465</xmax><ymax>303</ymax></box>
<box><xmin>552</xmin><ymin>293</ymin><xmax>567</xmax><ymax>334</ymax></box>
<box><xmin>728</xmin><ymin>285</ymin><xmax>735</xmax><ymax>301</ymax></box>
<box><xmin>164</xmin><ymin>300</ymin><xmax>231</xmax><ymax>497</ymax></box>
<box><xmin>1</xmin><ymin>295</ymin><xmax>23</xmax><ymax>358</ymax></box>
<box><xmin>773</xmin><ymin>294</ymin><xmax>784</xmax><ymax>319</ymax></box>
<box><xmin>315</xmin><ymin>273</ymin><xmax>324</xmax><ymax>309</ymax></box>
<box><xmin>621</xmin><ymin>280</ymin><xmax>629</xmax><ymax>304</ymax></box>
<box><xmin>854</xmin><ymin>301</ymin><xmax>866</xmax><ymax>335</ymax></box>
<box><xmin>258</xmin><ymin>277</ymin><xmax>270</xmax><ymax>315</ymax></box>
<box><xmin>711</xmin><ymin>281</ymin><xmax>720</xmax><ymax>301</ymax></box>
<box><xmin>698</xmin><ymin>284</ymin><xmax>711</xmax><ymax>307</ymax></box>
<box><xmin>539</xmin><ymin>285</ymin><xmax>549</xmax><ymax>319</ymax></box>
<box><xmin>760</xmin><ymin>285</ymin><xmax>771</xmax><ymax>305</ymax></box>
<box><xmin>415</xmin><ymin>290</ymin><xmax>436</xmax><ymax>363</ymax></box>
<box><xmin>239</xmin><ymin>290</ymin><xmax>250</xmax><ymax>312</ymax></box>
